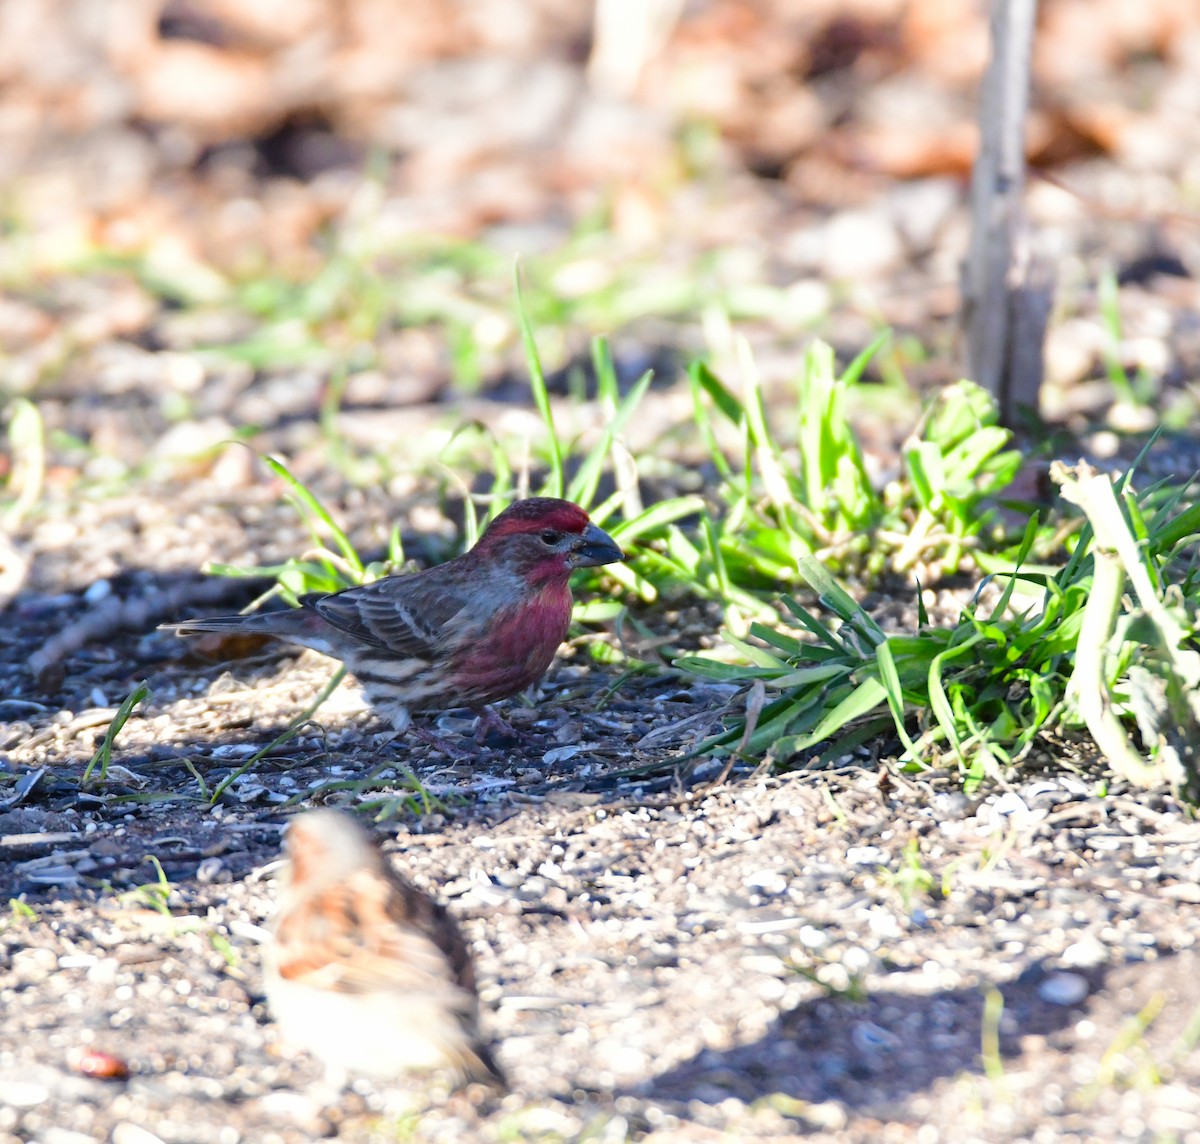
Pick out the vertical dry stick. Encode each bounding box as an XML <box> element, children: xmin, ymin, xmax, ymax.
<box><xmin>962</xmin><ymin>0</ymin><xmax>1051</xmax><ymax>426</ymax></box>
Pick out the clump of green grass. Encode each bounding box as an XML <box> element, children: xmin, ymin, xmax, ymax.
<box><xmin>678</xmin><ymin>453</ymin><xmax>1200</xmax><ymax>793</ymax></box>
<box><xmin>118</xmin><ymin>855</ymin><xmax>175</xmax><ymax>916</ymax></box>
<box><xmin>75</xmin><ymin>279</ymin><xmax>1200</xmax><ymax>803</ymax></box>
<box><xmin>686</xmin><ymin>338</ymin><xmax>1022</xmax><ymax>585</ymax></box>
<box><xmin>878</xmin><ymin>837</ymin><xmax>936</xmax><ymax>915</ymax></box>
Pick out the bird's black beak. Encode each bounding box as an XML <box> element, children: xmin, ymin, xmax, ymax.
<box><xmin>571</xmin><ymin>521</ymin><xmax>625</xmax><ymax>568</ymax></box>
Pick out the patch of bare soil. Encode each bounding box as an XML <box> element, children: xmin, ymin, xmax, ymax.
<box><xmin>3</xmin><ymin>467</ymin><xmax>1200</xmax><ymax>1144</ymax></box>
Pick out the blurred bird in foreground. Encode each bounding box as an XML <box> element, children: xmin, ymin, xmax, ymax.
<box><xmin>164</xmin><ymin>497</ymin><xmax>624</xmax><ymax>733</ymax></box>
<box><xmin>264</xmin><ymin>808</ymin><xmax>504</xmax><ymax>1089</ymax></box>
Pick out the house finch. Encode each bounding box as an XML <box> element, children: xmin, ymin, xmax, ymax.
<box><xmin>164</xmin><ymin>497</ymin><xmax>624</xmax><ymax>731</ymax></box>
<box><xmin>264</xmin><ymin>808</ymin><xmax>504</xmax><ymax>1088</ymax></box>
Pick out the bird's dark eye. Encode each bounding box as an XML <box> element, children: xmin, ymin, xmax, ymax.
<box><xmin>539</xmin><ymin>529</ymin><xmax>562</xmax><ymax>545</ymax></box>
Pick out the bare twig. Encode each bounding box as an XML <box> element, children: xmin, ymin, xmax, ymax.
<box><xmin>28</xmin><ymin>576</ymin><xmax>266</xmax><ymax>681</ymax></box>
<box><xmin>962</xmin><ymin>0</ymin><xmax>1051</xmax><ymax>425</ymax></box>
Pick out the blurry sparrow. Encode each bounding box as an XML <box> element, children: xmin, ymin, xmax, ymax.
<box><xmin>264</xmin><ymin>808</ymin><xmax>503</xmax><ymax>1088</ymax></box>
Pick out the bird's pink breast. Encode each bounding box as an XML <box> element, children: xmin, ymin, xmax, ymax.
<box><xmin>449</xmin><ymin>585</ymin><xmax>572</xmax><ymax>703</ymax></box>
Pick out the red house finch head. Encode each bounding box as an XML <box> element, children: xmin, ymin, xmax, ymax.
<box><xmin>264</xmin><ymin>808</ymin><xmax>503</xmax><ymax>1087</ymax></box>
<box><xmin>164</xmin><ymin>497</ymin><xmax>624</xmax><ymax>731</ymax></box>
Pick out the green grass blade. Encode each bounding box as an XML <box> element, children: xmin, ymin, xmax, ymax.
<box><xmin>744</xmin><ymin>693</ymin><xmax>835</xmax><ymax>755</ymax></box>
<box><xmin>701</xmin><ymin>513</ymin><xmax>732</xmax><ymax>601</ymax></box>
<box><xmin>688</xmin><ymin>367</ymin><xmax>735</xmax><ymax>481</ymax></box>
<box><xmin>875</xmin><ymin>641</ymin><xmax>916</xmax><ymax>753</ymax></box>
<box><xmin>794</xmin><ymin>554</ymin><xmax>886</xmax><ymax>643</ymax></box>
<box><xmin>610</xmin><ymin>496</ymin><xmax>706</xmax><ymax>542</ymax></box>
<box><xmin>210</xmin><ymin>667</ymin><xmax>347</xmax><ymax>802</ymax></box>
<box><xmin>770</xmin><ymin>663</ymin><xmax>854</xmax><ymax>689</ymax></box>
<box><xmin>773</xmin><ymin>676</ymin><xmax>890</xmax><ymax>756</ymax></box>
<box><xmin>927</xmin><ymin>635</ymin><xmax>985</xmax><ymax>767</ymax></box>
<box><xmin>567</xmin><ymin>368</ymin><xmax>653</xmax><ymax>508</ymax></box>
<box><xmin>602</xmin><ymin>560</ymin><xmax>660</xmax><ymax>601</ymax></box>
<box><xmin>839</xmin><ymin>331</ymin><xmax>889</xmax><ymax>386</ymax></box>
<box><xmin>387</xmin><ymin>524</ymin><xmax>405</xmax><ymax>566</ymax></box>
<box><xmin>749</xmin><ymin>622</ymin><xmax>809</xmax><ymax>657</ymax></box>
<box><xmin>262</xmin><ymin>455</ymin><xmax>363</xmax><ymax>577</ymax></box>
<box><xmin>592</xmin><ymin>336</ymin><xmax>620</xmax><ymax>408</ymax></box>
<box><xmin>906</xmin><ymin>441</ymin><xmax>943</xmax><ymax>511</ymax></box>
<box><xmin>1115</xmin><ymin>427</ymin><xmax>1162</xmax><ymax>496</ymax></box>
<box><xmin>513</xmin><ymin>264</ymin><xmax>563</xmax><ymax>497</ymax></box>
<box><xmin>739</xmin><ymin>338</ymin><xmax>796</xmax><ymax>512</ymax></box>
<box><xmin>689</xmin><ymin>361</ymin><xmax>744</xmax><ymax>425</ymax></box>
<box><xmin>673</xmin><ymin>655</ymin><xmax>763</xmax><ymax>681</ymax></box>
<box><xmin>1150</xmin><ymin>499</ymin><xmax>1200</xmax><ymax>552</ymax></box>
<box><xmin>781</xmin><ymin>596</ymin><xmax>850</xmax><ymax>653</ymax></box>
<box><xmin>723</xmin><ymin>632</ymin><xmax>790</xmax><ymax>670</ymax></box>
<box><xmin>84</xmin><ymin>683</ymin><xmax>151</xmax><ymax>783</ymax></box>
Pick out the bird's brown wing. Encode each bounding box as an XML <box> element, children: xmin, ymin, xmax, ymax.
<box><xmin>380</xmin><ymin>866</ymin><xmax>480</xmax><ymax>998</ymax></box>
<box><xmin>305</xmin><ymin>567</ymin><xmax>477</xmax><ymax>660</ymax></box>
<box><xmin>275</xmin><ymin>868</ymin><xmax>467</xmax><ymax>999</ymax></box>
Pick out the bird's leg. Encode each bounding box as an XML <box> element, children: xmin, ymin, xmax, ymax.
<box><xmin>410</xmin><ymin>723</ymin><xmax>471</xmax><ymax>758</ymax></box>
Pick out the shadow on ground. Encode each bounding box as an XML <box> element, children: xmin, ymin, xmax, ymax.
<box><xmin>630</xmin><ymin>960</ymin><xmax>1132</xmax><ymax>1110</ymax></box>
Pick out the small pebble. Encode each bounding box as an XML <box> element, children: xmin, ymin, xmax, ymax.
<box><xmin>83</xmin><ymin>580</ymin><xmax>112</xmax><ymax>604</ymax></box>
<box><xmin>250</xmin><ymin>1092</ymin><xmax>324</xmax><ymax>1131</ymax></box>
<box><xmin>1062</xmin><ymin>936</ymin><xmax>1108</xmax><ymax>969</ymax></box>
<box><xmin>744</xmin><ymin>869</ymin><xmax>787</xmax><ymax>895</ymax></box>
<box><xmin>1038</xmin><ymin>972</ymin><xmax>1090</xmax><ymax>1006</ymax></box>
<box><xmin>39</xmin><ymin>1130</ymin><xmax>98</xmax><ymax>1144</ymax></box>
<box><xmin>991</xmin><ymin>792</ymin><xmax>1031</xmax><ymax>819</ymax></box>
<box><xmin>0</xmin><ymin>1080</ymin><xmax>49</xmax><ymax>1108</ymax></box>
<box><xmin>1162</xmin><ymin>883</ymin><xmax>1200</xmax><ymax>902</ymax></box>
<box><xmin>71</xmin><ymin>1048</ymin><xmax>131</xmax><ymax>1081</ymax></box>
<box><xmin>845</xmin><ymin>846</ymin><xmax>886</xmax><ymax>866</ymax></box>
<box><xmin>12</xmin><ymin>947</ymin><xmax>58</xmax><ymax>983</ymax></box>
<box><xmin>112</xmin><ymin>1125</ymin><xmax>167</xmax><ymax>1144</ymax></box>
<box><xmin>542</xmin><ymin>746</ymin><xmax>584</xmax><ymax>766</ymax></box>
<box><xmin>797</xmin><ymin>925</ymin><xmax>830</xmax><ymax>950</ymax></box>
<box><xmin>196</xmin><ymin>857</ymin><xmax>225</xmax><ymax>883</ymax></box>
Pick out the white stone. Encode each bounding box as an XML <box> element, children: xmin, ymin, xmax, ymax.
<box><xmin>744</xmin><ymin>869</ymin><xmax>788</xmax><ymax>895</ymax></box>
<box><xmin>0</xmin><ymin>1081</ymin><xmax>48</xmax><ymax>1108</ymax></box>
<box><xmin>820</xmin><ymin>210</ymin><xmax>904</xmax><ymax>280</ymax></box>
<box><xmin>1038</xmin><ymin>972</ymin><xmax>1090</xmax><ymax>1006</ymax></box>
<box><xmin>1062</xmin><ymin>936</ymin><xmax>1108</xmax><ymax>969</ymax></box>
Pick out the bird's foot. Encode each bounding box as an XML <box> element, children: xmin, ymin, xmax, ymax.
<box><xmin>473</xmin><ymin>706</ymin><xmax>520</xmax><ymax>749</ymax></box>
<box><xmin>403</xmin><ymin>709</ymin><xmax>519</xmax><ymax>756</ymax></box>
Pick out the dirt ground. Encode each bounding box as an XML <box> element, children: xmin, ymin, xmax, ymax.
<box><xmin>4</xmin><ymin>441</ymin><xmax>1200</xmax><ymax>1144</ymax></box>
<box><xmin>6</xmin><ymin>2</ymin><xmax>1200</xmax><ymax>1142</ymax></box>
